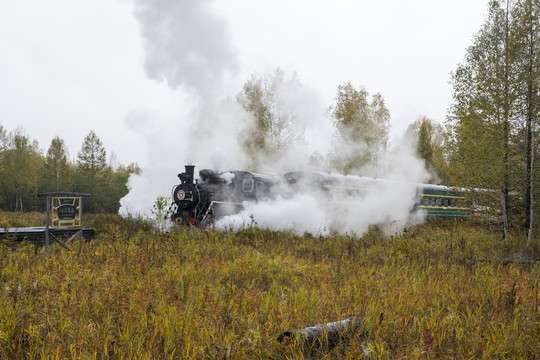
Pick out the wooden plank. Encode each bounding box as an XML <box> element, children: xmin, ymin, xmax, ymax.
<box><xmin>0</xmin><ymin>227</ymin><xmax>94</xmax><ymax>243</ymax></box>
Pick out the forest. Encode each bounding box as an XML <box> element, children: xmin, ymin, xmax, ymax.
<box><xmin>0</xmin><ymin>128</ymin><xmax>140</xmax><ymax>214</ymax></box>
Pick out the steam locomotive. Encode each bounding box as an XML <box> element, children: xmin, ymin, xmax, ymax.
<box><xmin>168</xmin><ymin>164</ymin><xmax>470</xmax><ymax>225</ymax></box>
<box><xmin>168</xmin><ymin>165</ymin><xmax>280</xmax><ymax>225</ymax></box>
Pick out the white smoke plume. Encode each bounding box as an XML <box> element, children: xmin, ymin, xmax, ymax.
<box><xmin>120</xmin><ymin>0</ymin><xmax>428</xmax><ymax>237</ymax></box>
<box><xmin>133</xmin><ymin>0</ymin><xmax>238</xmax><ymax>96</ymax></box>
<box><xmin>121</xmin><ymin>0</ymin><xmax>246</xmax><ymax>214</ymax></box>
<box><xmin>215</xmin><ymin>136</ymin><xmax>427</xmax><ymax>237</ymax></box>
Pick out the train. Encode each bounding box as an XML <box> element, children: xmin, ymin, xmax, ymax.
<box><xmin>167</xmin><ymin>164</ymin><xmax>470</xmax><ymax>225</ymax></box>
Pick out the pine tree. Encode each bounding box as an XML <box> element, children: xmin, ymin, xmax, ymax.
<box><xmin>76</xmin><ymin>131</ymin><xmax>107</xmax><ymax>211</ymax></box>
<box><xmin>77</xmin><ymin>131</ymin><xmax>107</xmax><ymax>178</ymax></box>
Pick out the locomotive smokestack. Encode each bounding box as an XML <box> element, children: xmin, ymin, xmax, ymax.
<box><xmin>185</xmin><ymin>165</ymin><xmax>195</xmax><ymax>184</ymax></box>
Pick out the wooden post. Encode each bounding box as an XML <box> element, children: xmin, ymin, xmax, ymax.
<box><xmin>79</xmin><ymin>197</ymin><xmax>84</xmax><ymax>254</ymax></box>
<box><xmin>45</xmin><ymin>195</ymin><xmax>51</xmax><ymax>254</ymax></box>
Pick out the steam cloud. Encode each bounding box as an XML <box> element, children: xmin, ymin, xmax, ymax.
<box><xmin>120</xmin><ymin>0</ymin><xmax>428</xmax><ymax>237</ymax></box>
<box><xmin>215</xmin><ymin>137</ymin><xmax>427</xmax><ymax>236</ymax></box>
<box><xmin>133</xmin><ymin>0</ymin><xmax>238</xmax><ymax>95</ymax></box>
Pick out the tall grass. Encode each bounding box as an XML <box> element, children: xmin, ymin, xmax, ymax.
<box><xmin>0</xmin><ymin>214</ymin><xmax>538</xmax><ymax>358</ymax></box>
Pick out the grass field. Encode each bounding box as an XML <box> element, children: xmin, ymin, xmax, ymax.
<box><xmin>0</xmin><ymin>212</ymin><xmax>539</xmax><ymax>359</ymax></box>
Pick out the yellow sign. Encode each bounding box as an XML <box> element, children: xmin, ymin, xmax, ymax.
<box><xmin>51</xmin><ymin>197</ymin><xmax>82</xmax><ymax>227</ymax></box>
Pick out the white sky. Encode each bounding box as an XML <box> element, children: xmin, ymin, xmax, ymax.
<box><xmin>0</xmin><ymin>0</ymin><xmax>488</xmax><ymax>166</ymax></box>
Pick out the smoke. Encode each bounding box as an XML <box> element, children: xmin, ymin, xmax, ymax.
<box><xmin>133</xmin><ymin>0</ymin><xmax>238</xmax><ymax>96</ymax></box>
<box><xmin>215</xmin><ymin>136</ymin><xmax>427</xmax><ymax>237</ymax></box>
<box><xmin>121</xmin><ymin>0</ymin><xmax>245</xmax><ymax>214</ymax></box>
<box><xmin>236</xmin><ymin>70</ymin><xmax>332</xmax><ymax>173</ymax></box>
<box><xmin>216</xmin><ymin>194</ymin><xmax>328</xmax><ymax>235</ymax></box>
<box><xmin>120</xmin><ymin>0</ymin><xmax>428</xmax><ymax>237</ymax></box>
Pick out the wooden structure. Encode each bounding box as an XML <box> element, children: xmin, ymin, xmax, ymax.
<box><xmin>39</xmin><ymin>192</ymin><xmax>92</xmax><ymax>253</ymax></box>
<box><xmin>0</xmin><ymin>227</ymin><xmax>94</xmax><ymax>244</ymax></box>
<box><xmin>0</xmin><ymin>192</ymin><xmax>94</xmax><ymax>253</ymax></box>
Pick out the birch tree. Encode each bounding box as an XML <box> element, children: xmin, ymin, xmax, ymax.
<box><xmin>1</xmin><ymin>129</ymin><xmax>42</xmax><ymax>211</ymax></box>
<box><xmin>447</xmin><ymin>0</ymin><xmax>540</xmax><ymax>242</ymax></box>
<box><xmin>237</xmin><ymin>69</ymin><xmax>303</xmax><ymax>170</ymax></box>
<box><xmin>513</xmin><ymin>0</ymin><xmax>540</xmax><ymax>245</ymax></box>
<box><xmin>43</xmin><ymin>136</ymin><xmax>71</xmax><ymax>192</ymax></box>
<box><xmin>329</xmin><ymin>82</ymin><xmax>390</xmax><ymax>173</ymax></box>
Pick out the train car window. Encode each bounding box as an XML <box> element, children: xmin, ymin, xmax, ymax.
<box><xmin>242</xmin><ymin>179</ymin><xmax>254</xmax><ymax>192</ymax></box>
<box><xmin>437</xmin><ymin>198</ymin><xmax>442</xmax><ymax>205</ymax></box>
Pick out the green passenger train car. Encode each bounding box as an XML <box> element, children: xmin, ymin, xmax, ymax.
<box><xmin>283</xmin><ymin>171</ymin><xmax>472</xmax><ymax>220</ymax></box>
<box><xmin>416</xmin><ymin>184</ymin><xmax>470</xmax><ymax>219</ymax></box>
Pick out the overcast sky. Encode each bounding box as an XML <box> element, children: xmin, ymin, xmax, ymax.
<box><xmin>0</xmin><ymin>0</ymin><xmax>489</xmax><ymax>167</ymax></box>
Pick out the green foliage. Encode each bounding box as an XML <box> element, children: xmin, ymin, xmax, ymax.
<box><xmin>0</xmin><ymin>125</ymin><xmax>139</xmax><ymax>214</ymax></box>
<box><xmin>150</xmin><ymin>196</ymin><xmax>171</xmax><ymax>234</ymax></box>
<box><xmin>417</xmin><ymin>119</ymin><xmax>433</xmax><ymax>165</ymax></box>
<box><xmin>237</xmin><ymin>68</ymin><xmax>304</xmax><ymax>170</ymax></box>
<box><xmin>76</xmin><ymin>131</ymin><xmax>108</xmax><ymax>212</ymax></box>
<box><xmin>329</xmin><ymin>82</ymin><xmax>390</xmax><ymax>173</ymax></box>
<box><xmin>71</xmin><ymin>131</ymin><xmax>139</xmax><ymax>213</ymax></box>
<box><xmin>77</xmin><ymin>130</ymin><xmax>107</xmax><ymax>178</ymax></box>
<box><xmin>446</xmin><ymin>0</ymin><xmax>540</xmax><ymax>236</ymax></box>
<box><xmin>42</xmin><ymin>136</ymin><xmax>71</xmax><ymax>192</ymax></box>
<box><xmin>407</xmin><ymin>116</ymin><xmax>450</xmax><ymax>184</ymax></box>
<box><xmin>0</xmin><ymin>214</ymin><xmax>538</xmax><ymax>358</ymax></box>
<box><xmin>0</xmin><ymin>129</ymin><xmax>43</xmax><ymax>211</ymax></box>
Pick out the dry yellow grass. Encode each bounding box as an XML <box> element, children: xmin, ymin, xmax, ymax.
<box><xmin>0</xmin><ymin>213</ymin><xmax>538</xmax><ymax>359</ymax></box>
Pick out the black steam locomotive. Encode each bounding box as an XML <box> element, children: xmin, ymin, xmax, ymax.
<box><xmin>168</xmin><ymin>165</ymin><xmax>280</xmax><ymax>225</ymax></box>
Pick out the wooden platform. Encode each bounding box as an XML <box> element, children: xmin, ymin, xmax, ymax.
<box><xmin>0</xmin><ymin>227</ymin><xmax>94</xmax><ymax>244</ymax></box>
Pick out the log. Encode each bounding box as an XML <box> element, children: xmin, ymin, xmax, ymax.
<box><xmin>277</xmin><ymin>316</ymin><xmax>363</xmax><ymax>348</ymax></box>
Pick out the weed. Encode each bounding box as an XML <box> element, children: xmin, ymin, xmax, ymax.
<box><xmin>0</xmin><ymin>214</ymin><xmax>538</xmax><ymax>358</ymax></box>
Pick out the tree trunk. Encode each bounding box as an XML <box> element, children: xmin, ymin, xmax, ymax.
<box><xmin>501</xmin><ymin>188</ymin><xmax>510</xmax><ymax>241</ymax></box>
<box><xmin>525</xmin><ymin>96</ymin><xmax>532</xmax><ymax>230</ymax></box>
<box><xmin>502</xmin><ymin>0</ymin><xmax>511</xmax><ymax>242</ymax></box>
<box><xmin>526</xmin><ymin>50</ymin><xmax>535</xmax><ymax>247</ymax></box>
<box><xmin>528</xmin><ymin>130</ymin><xmax>534</xmax><ymax>247</ymax></box>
